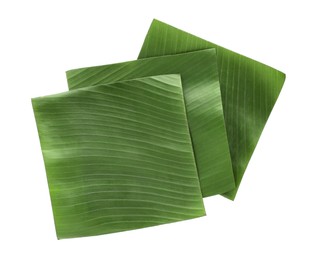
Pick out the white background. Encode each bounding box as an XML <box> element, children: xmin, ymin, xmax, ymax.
<box><xmin>1</xmin><ymin>0</ymin><xmax>314</xmax><ymax>259</ymax></box>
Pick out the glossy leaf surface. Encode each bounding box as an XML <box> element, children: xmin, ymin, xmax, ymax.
<box><xmin>32</xmin><ymin>75</ymin><xmax>205</xmax><ymax>239</ymax></box>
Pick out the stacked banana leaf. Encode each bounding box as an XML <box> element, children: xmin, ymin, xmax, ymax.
<box><xmin>32</xmin><ymin>19</ymin><xmax>285</xmax><ymax>239</ymax></box>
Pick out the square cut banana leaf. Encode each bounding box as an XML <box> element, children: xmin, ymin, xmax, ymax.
<box><xmin>67</xmin><ymin>49</ymin><xmax>235</xmax><ymax>197</ymax></box>
<box><xmin>32</xmin><ymin>74</ymin><xmax>206</xmax><ymax>239</ymax></box>
<box><xmin>138</xmin><ymin>19</ymin><xmax>286</xmax><ymax>199</ymax></box>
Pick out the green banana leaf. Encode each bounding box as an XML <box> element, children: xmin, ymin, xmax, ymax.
<box><xmin>32</xmin><ymin>75</ymin><xmax>205</xmax><ymax>239</ymax></box>
<box><xmin>138</xmin><ymin>19</ymin><xmax>286</xmax><ymax>199</ymax></box>
<box><xmin>66</xmin><ymin>50</ymin><xmax>235</xmax><ymax>197</ymax></box>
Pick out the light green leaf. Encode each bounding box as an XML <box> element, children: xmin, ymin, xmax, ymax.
<box><xmin>66</xmin><ymin>49</ymin><xmax>235</xmax><ymax>197</ymax></box>
<box><xmin>138</xmin><ymin>19</ymin><xmax>286</xmax><ymax>199</ymax></box>
<box><xmin>32</xmin><ymin>75</ymin><xmax>205</xmax><ymax>239</ymax></box>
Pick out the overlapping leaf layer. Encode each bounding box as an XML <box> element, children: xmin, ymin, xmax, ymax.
<box><xmin>32</xmin><ymin>19</ymin><xmax>285</xmax><ymax>239</ymax></box>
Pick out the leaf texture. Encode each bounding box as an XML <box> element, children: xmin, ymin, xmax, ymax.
<box><xmin>138</xmin><ymin>19</ymin><xmax>286</xmax><ymax>199</ymax></box>
<box><xmin>32</xmin><ymin>75</ymin><xmax>205</xmax><ymax>239</ymax></box>
<box><xmin>66</xmin><ymin>50</ymin><xmax>235</xmax><ymax>197</ymax></box>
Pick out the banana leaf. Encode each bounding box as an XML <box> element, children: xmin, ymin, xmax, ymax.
<box><xmin>138</xmin><ymin>19</ymin><xmax>286</xmax><ymax>199</ymax></box>
<box><xmin>32</xmin><ymin>75</ymin><xmax>205</xmax><ymax>239</ymax></box>
<box><xmin>66</xmin><ymin>50</ymin><xmax>235</xmax><ymax>197</ymax></box>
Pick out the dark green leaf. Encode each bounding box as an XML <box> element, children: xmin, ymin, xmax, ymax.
<box><xmin>138</xmin><ymin>19</ymin><xmax>286</xmax><ymax>199</ymax></box>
